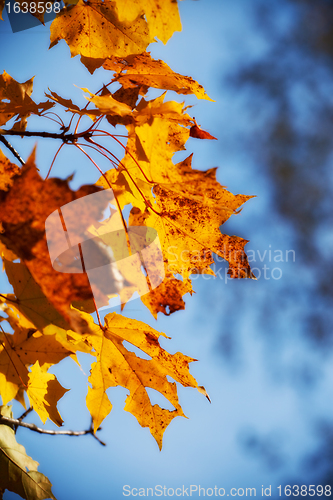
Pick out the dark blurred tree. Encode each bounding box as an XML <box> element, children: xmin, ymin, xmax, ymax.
<box><xmin>209</xmin><ymin>0</ymin><xmax>333</xmax><ymax>486</ymax></box>
<box><xmin>227</xmin><ymin>0</ymin><xmax>333</xmax><ymax>347</ymax></box>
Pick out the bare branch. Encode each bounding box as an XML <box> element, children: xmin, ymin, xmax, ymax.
<box><xmin>0</xmin><ymin>415</ymin><xmax>106</xmax><ymax>446</ymax></box>
<box><xmin>0</xmin><ymin>128</ymin><xmax>91</xmax><ymax>143</ymax></box>
<box><xmin>14</xmin><ymin>407</ymin><xmax>34</xmax><ymax>431</ymax></box>
<box><xmin>17</xmin><ymin>407</ymin><xmax>33</xmax><ymax>422</ymax></box>
<box><xmin>0</xmin><ymin>135</ymin><xmax>25</xmax><ymax>165</ymax></box>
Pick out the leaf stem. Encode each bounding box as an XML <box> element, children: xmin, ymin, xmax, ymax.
<box><xmin>74</xmin><ymin>143</ymin><xmax>111</xmax><ymax>187</ymax></box>
<box><xmin>42</xmin><ymin>112</ymin><xmax>65</xmax><ymax>128</ymax></box>
<box><xmin>87</xmin><ymin>133</ymin><xmax>162</xmax><ymax>215</ymax></box>
<box><xmin>76</xmin><ymin>141</ymin><xmax>118</xmax><ymax>169</ymax></box>
<box><xmin>45</xmin><ymin>142</ymin><xmax>65</xmax><ymax>179</ymax></box>
<box><xmin>86</xmin><ymin>137</ymin><xmax>121</xmax><ymax>169</ymax></box>
<box><xmin>92</xmin><ymin>129</ymin><xmax>155</xmax><ymax>184</ymax></box>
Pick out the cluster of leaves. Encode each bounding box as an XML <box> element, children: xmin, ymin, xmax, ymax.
<box><xmin>0</xmin><ymin>1</ymin><xmax>255</xmax><ymax>498</ymax></box>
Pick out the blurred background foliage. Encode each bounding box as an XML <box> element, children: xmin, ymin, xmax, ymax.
<box><xmin>214</xmin><ymin>0</ymin><xmax>333</xmax><ymax>490</ymax></box>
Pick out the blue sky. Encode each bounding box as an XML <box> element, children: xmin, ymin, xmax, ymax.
<box><xmin>1</xmin><ymin>1</ymin><xmax>333</xmax><ymax>499</ymax></box>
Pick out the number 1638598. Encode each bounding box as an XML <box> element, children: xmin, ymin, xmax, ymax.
<box><xmin>5</xmin><ymin>2</ymin><xmax>61</xmax><ymax>14</ymax></box>
<box><xmin>277</xmin><ymin>485</ymin><xmax>331</xmax><ymax>496</ymax></box>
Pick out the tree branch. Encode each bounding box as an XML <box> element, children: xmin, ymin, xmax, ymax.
<box><xmin>0</xmin><ymin>128</ymin><xmax>91</xmax><ymax>143</ymax></box>
<box><xmin>17</xmin><ymin>407</ymin><xmax>33</xmax><ymax>422</ymax></box>
<box><xmin>0</xmin><ymin>135</ymin><xmax>25</xmax><ymax>165</ymax></box>
<box><xmin>0</xmin><ymin>415</ymin><xmax>106</xmax><ymax>446</ymax></box>
<box><xmin>14</xmin><ymin>407</ymin><xmax>33</xmax><ymax>431</ymax></box>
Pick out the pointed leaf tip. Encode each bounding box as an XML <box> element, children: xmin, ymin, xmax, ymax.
<box><xmin>198</xmin><ymin>385</ymin><xmax>211</xmax><ymax>403</ymax></box>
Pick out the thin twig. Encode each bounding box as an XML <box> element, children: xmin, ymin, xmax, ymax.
<box><xmin>45</xmin><ymin>142</ymin><xmax>65</xmax><ymax>179</ymax></box>
<box><xmin>18</xmin><ymin>406</ymin><xmax>33</xmax><ymax>421</ymax></box>
<box><xmin>42</xmin><ymin>112</ymin><xmax>65</xmax><ymax>128</ymax></box>
<box><xmin>92</xmin><ymin>129</ymin><xmax>155</xmax><ymax>184</ymax></box>
<box><xmin>0</xmin><ymin>129</ymin><xmax>86</xmax><ymax>142</ymax></box>
<box><xmin>15</xmin><ymin>407</ymin><xmax>34</xmax><ymax>431</ymax></box>
<box><xmin>0</xmin><ymin>135</ymin><xmax>25</xmax><ymax>165</ymax></box>
<box><xmin>0</xmin><ymin>415</ymin><xmax>106</xmax><ymax>446</ymax></box>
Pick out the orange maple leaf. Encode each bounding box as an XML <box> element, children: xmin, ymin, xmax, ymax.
<box><xmin>0</xmin><ymin>150</ymin><xmax>108</xmax><ymax>332</ymax></box>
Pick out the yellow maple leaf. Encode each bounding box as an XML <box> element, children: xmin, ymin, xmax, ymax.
<box><xmin>140</xmin><ymin>271</ymin><xmax>193</xmax><ymax>319</ymax></box>
<box><xmin>44</xmin><ymin>89</ymin><xmax>90</xmax><ymax>116</ymax></box>
<box><xmin>92</xmin><ymin>215</ymin><xmax>192</xmax><ymax>316</ymax></box>
<box><xmin>0</xmin><ymin>307</ymin><xmax>73</xmax><ymax>405</ymax></box>
<box><xmin>27</xmin><ymin>361</ymin><xmax>68</xmax><ymax>426</ymax></box>
<box><xmin>113</xmin><ymin>0</ymin><xmax>181</xmax><ymax>44</ymax></box>
<box><xmin>0</xmin><ymin>71</ymin><xmax>53</xmax><ymax>131</ymax></box>
<box><xmin>81</xmin><ymin>87</ymin><xmax>133</xmax><ymax>117</ymax></box>
<box><xmin>85</xmin><ymin>312</ymin><xmax>204</xmax><ymax>449</ymax></box>
<box><xmin>46</xmin><ymin>87</ymin><xmax>135</xmax><ymax>122</ymax></box>
<box><xmin>105</xmin><ymin>52</ymin><xmax>213</xmax><ymax>100</ymax></box>
<box><xmin>50</xmin><ymin>0</ymin><xmax>154</xmax><ymax>71</ymax></box>
<box><xmin>0</xmin><ymin>335</ymin><xmax>28</xmax><ymax>405</ymax></box>
<box><xmin>83</xmin><ymin>197</ymin><xmax>154</xmax><ymax>307</ymax></box>
<box><xmin>1</xmin><ymin>260</ymin><xmax>93</xmax><ymax>357</ymax></box>
<box><xmin>128</xmin><ymin>155</ymin><xmax>255</xmax><ymax>280</ymax></box>
<box><xmin>134</xmin><ymin>92</ymin><xmax>192</xmax><ymax>126</ymax></box>
<box><xmin>98</xmin><ymin>93</ymin><xmax>192</xmax><ymax>211</ymax></box>
<box><xmin>97</xmin><ymin>93</ymin><xmax>254</xmax><ymax>311</ymax></box>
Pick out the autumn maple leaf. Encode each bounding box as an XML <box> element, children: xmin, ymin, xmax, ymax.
<box><xmin>0</xmin><ymin>150</ymin><xmax>108</xmax><ymax>332</ymax></box>
<box><xmin>84</xmin><ymin>311</ymin><xmax>207</xmax><ymax>449</ymax></box>
<box><xmin>0</xmin><ymin>71</ymin><xmax>53</xmax><ymax>131</ymax></box>
<box><xmin>105</xmin><ymin>52</ymin><xmax>213</xmax><ymax>100</ymax></box>
<box><xmin>49</xmin><ymin>0</ymin><xmax>154</xmax><ymax>72</ymax></box>
<box><xmin>113</xmin><ymin>0</ymin><xmax>182</xmax><ymax>44</ymax></box>
<box><xmin>0</xmin><ymin>306</ymin><xmax>70</xmax><ymax>422</ymax></box>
